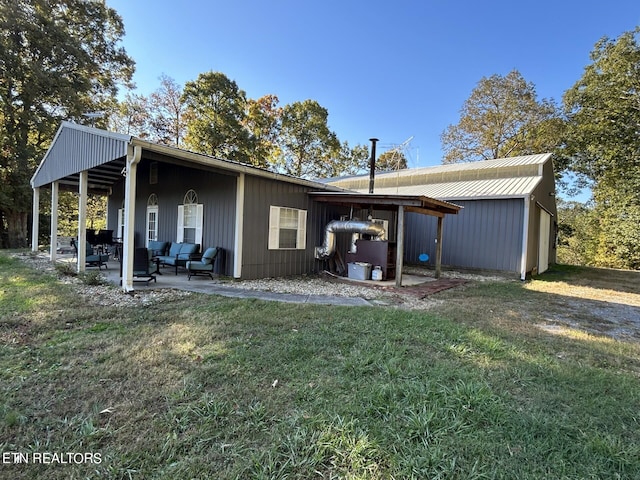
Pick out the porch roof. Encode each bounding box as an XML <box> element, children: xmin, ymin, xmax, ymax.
<box><xmin>31</xmin><ymin>122</ymin><xmax>343</xmax><ymax>193</ymax></box>
<box><xmin>308</xmin><ymin>191</ymin><xmax>461</xmax><ymax>217</ymax></box>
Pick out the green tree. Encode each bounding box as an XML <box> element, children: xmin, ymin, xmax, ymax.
<box><xmin>562</xmin><ymin>27</ymin><xmax>640</xmax><ymax>269</ymax></box>
<box><xmin>182</xmin><ymin>71</ymin><xmax>253</xmax><ymax>163</ymax></box>
<box><xmin>376</xmin><ymin>150</ymin><xmax>408</xmax><ymax>171</ymax></box>
<box><xmin>0</xmin><ymin>0</ymin><xmax>134</xmax><ymax>247</ymax></box>
<box><xmin>244</xmin><ymin>94</ymin><xmax>282</xmax><ymax>168</ymax></box>
<box><xmin>277</xmin><ymin>100</ymin><xmax>340</xmax><ymax>178</ymax></box>
<box><xmin>148</xmin><ymin>74</ymin><xmax>186</xmax><ymax>147</ymax></box>
<box><xmin>441</xmin><ymin>70</ymin><xmax>563</xmax><ymax>164</ymax></box>
<box><xmin>556</xmin><ymin>199</ymin><xmax>598</xmax><ymax>266</ymax></box>
<box><xmin>316</xmin><ymin>141</ymin><xmax>369</xmax><ymax>178</ymax></box>
<box><xmin>108</xmin><ymin>92</ymin><xmax>151</xmax><ymax>138</ymax></box>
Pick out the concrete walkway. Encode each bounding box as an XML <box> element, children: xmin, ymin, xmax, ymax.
<box><xmin>83</xmin><ymin>259</ymin><xmax>374</xmax><ymax>307</ymax></box>
<box><xmin>182</xmin><ymin>283</ymin><xmax>373</xmax><ymax>306</ymax></box>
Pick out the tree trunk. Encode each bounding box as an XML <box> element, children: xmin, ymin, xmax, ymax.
<box><xmin>3</xmin><ymin>209</ymin><xmax>29</xmax><ymax>248</ymax></box>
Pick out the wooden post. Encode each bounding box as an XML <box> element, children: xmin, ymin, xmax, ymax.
<box><xmin>435</xmin><ymin>215</ymin><xmax>443</xmax><ymax>279</ymax></box>
<box><xmin>395</xmin><ymin>205</ymin><xmax>404</xmax><ymax>287</ymax></box>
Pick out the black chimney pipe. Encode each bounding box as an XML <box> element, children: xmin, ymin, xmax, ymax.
<box><xmin>368</xmin><ymin>138</ymin><xmax>379</xmax><ymax>194</ymax></box>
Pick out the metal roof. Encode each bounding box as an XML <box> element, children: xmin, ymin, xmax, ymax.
<box><xmin>31</xmin><ymin>122</ymin><xmax>343</xmax><ymax>193</ymax></box>
<box><xmin>31</xmin><ymin>122</ymin><xmax>130</xmax><ymax>190</ymax></box>
<box><xmin>308</xmin><ymin>192</ymin><xmax>461</xmax><ymax>217</ymax></box>
<box><xmin>327</xmin><ymin>153</ymin><xmax>552</xmax><ymax>200</ymax></box>
<box><xmin>343</xmin><ymin>176</ymin><xmax>544</xmax><ymax>201</ymax></box>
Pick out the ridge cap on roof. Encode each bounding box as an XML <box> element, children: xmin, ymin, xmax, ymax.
<box><xmin>325</xmin><ymin>153</ymin><xmax>552</xmax><ymax>186</ymax></box>
<box><xmin>383</xmin><ymin>153</ymin><xmax>552</xmax><ymax>176</ymax></box>
<box><xmin>61</xmin><ymin>121</ymin><xmax>132</xmax><ymax>143</ymax></box>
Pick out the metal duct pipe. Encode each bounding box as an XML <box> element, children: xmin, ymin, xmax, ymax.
<box><xmin>369</xmin><ymin>138</ymin><xmax>378</xmax><ymax>194</ymax></box>
<box><xmin>315</xmin><ymin>219</ymin><xmax>386</xmax><ymax>259</ymax></box>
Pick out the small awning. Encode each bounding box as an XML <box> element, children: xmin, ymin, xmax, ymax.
<box><xmin>308</xmin><ymin>191</ymin><xmax>461</xmax><ymax>286</ymax></box>
<box><xmin>307</xmin><ymin>191</ymin><xmax>462</xmax><ymax>217</ymax></box>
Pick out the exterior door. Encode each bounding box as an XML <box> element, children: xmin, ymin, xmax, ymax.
<box><xmin>146</xmin><ymin>205</ymin><xmax>159</xmax><ymax>246</ymax></box>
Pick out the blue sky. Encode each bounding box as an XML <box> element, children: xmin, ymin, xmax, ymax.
<box><xmin>107</xmin><ymin>0</ymin><xmax>639</xmax><ymax>175</ymax></box>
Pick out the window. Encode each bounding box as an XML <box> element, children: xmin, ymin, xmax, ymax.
<box><xmin>117</xmin><ymin>202</ymin><xmax>125</xmax><ymax>240</ymax></box>
<box><xmin>268</xmin><ymin>206</ymin><xmax>307</xmax><ymax>250</ymax></box>
<box><xmin>146</xmin><ymin>194</ymin><xmax>159</xmax><ymax>245</ymax></box>
<box><xmin>177</xmin><ymin>189</ymin><xmax>203</xmax><ymax>245</ymax></box>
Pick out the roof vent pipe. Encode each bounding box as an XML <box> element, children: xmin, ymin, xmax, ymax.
<box><xmin>368</xmin><ymin>138</ymin><xmax>379</xmax><ymax>194</ymax></box>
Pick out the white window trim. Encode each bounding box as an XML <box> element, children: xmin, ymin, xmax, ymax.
<box><xmin>146</xmin><ymin>205</ymin><xmax>159</xmax><ymax>246</ymax></box>
<box><xmin>117</xmin><ymin>208</ymin><xmax>125</xmax><ymax>241</ymax></box>
<box><xmin>177</xmin><ymin>203</ymin><xmax>203</xmax><ymax>245</ymax></box>
<box><xmin>268</xmin><ymin>206</ymin><xmax>307</xmax><ymax>250</ymax></box>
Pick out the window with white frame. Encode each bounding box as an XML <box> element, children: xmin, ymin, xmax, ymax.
<box><xmin>177</xmin><ymin>189</ymin><xmax>203</xmax><ymax>245</ymax></box>
<box><xmin>268</xmin><ymin>206</ymin><xmax>307</xmax><ymax>250</ymax></box>
<box><xmin>117</xmin><ymin>201</ymin><xmax>125</xmax><ymax>241</ymax></box>
<box><xmin>146</xmin><ymin>193</ymin><xmax>159</xmax><ymax>246</ymax></box>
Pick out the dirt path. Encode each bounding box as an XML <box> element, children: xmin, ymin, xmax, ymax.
<box><xmin>524</xmin><ymin>268</ymin><xmax>640</xmax><ymax>341</ymax></box>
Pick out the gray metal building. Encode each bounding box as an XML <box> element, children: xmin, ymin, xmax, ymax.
<box><xmin>327</xmin><ymin>154</ymin><xmax>558</xmax><ymax>279</ymax></box>
<box><xmin>30</xmin><ymin>122</ymin><xmax>347</xmax><ymax>290</ymax></box>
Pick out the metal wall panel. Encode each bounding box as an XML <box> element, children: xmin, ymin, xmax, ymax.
<box><xmin>108</xmin><ymin>159</ymin><xmax>237</xmax><ymax>276</ymax></box>
<box><xmin>405</xmin><ymin>199</ymin><xmax>524</xmax><ymax>273</ymax></box>
<box><xmin>241</xmin><ymin>176</ymin><xmax>332</xmax><ymax>280</ymax></box>
<box><xmin>109</xmin><ymin>163</ymin><xmax>338</xmax><ymax>279</ymax></box>
<box><xmin>33</xmin><ymin>124</ymin><xmax>129</xmax><ymax>187</ymax></box>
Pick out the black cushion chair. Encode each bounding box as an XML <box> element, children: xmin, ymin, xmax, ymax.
<box><xmin>85</xmin><ymin>241</ymin><xmax>109</xmax><ymax>270</ymax></box>
<box><xmin>133</xmin><ymin>247</ymin><xmax>158</xmax><ymax>283</ymax></box>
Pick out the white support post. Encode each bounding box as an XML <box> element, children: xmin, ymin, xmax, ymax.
<box><xmin>395</xmin><ymin>205</ymin><xmax>405</xmax><ymax>287</ymax></box>
<box><xmin>233</xmin><ymin>173</ymin><xmax>245</xmax><ymax>279</ymax></box>
<box><xmin>50</xmin><ymin>182</ymin><xmax>59</xmax><ymax>262</ymax></box>
<box><xmin>77</xmin><ymin>171</ymin><xmax>88</xmax><ymax>273</ymax></box>
<box><xmin>31</xmin><ymin>187</ymin><xmax>40</xmax><ymax>253</ymax></box>
<box><xmin>121</xmin><ymin>145</ymin><xmax>142</xmax><ymax>292</ymax></box>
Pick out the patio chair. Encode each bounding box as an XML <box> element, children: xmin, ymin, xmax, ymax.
<box><xmin>133</xmin><ymin>247</ymin><xmax>158</xmax><ymax>283</ymax></box>
<box><xmin>186</xmin><ymin>247</ymin><xmax>219</xmax><ymax>280</ymax></box>
<box><xmin>157</xmin><ymin>242</ymin><xmax>200</xmax><ymax>274</ymax></box>
<box><xmin>85</xmin><ymin>241</ymin><xmax>109</xmax><ymax>270</ymax></box>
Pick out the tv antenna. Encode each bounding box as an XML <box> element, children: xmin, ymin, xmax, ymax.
<box><xmin>385</xmin><ymin>136</ymin><xmax>414</xmax><ymax>193</ymax></box>
<box><xmin>82</xmin><ymin>111</ymin><xmax>105</xmax><ymax>127</ymax></box>
<box><xmin>382</xmin><ymin>136</ymin><xmax>414</xmax><ymax>170</ymax></box>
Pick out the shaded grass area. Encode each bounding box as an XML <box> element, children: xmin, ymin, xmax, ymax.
<box><xmin>1</xmin><ymin>254</ymin><xmax>640</xmax><ymax>479</ymax></box>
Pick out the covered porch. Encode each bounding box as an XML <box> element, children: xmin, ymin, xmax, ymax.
<box><xmin>308</xmin><ymin>192</ymin><xmax>461</xmax><ymax>287</ymax></box>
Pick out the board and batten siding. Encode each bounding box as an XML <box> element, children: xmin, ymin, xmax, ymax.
<box><xmin>405</xmin><ymin>199</ymin><xmax>524</xmax><ymax>273</ymax></box>
<box><xmin>240</xmin><ymin>176</ymin><xmax>331</xmax><ymax>280</ymax></box>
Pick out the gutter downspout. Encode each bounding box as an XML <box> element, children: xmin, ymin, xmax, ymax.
<box><xmin>121</xmin><ymin>145</ymin><xmax>142</xmax><ymax>292</ymax></box>
<box><xmin>520</xmin><ymin>194</ymin><xmax>530</xmax><ymax>281</ymax></box>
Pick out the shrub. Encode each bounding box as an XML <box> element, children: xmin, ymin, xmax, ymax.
<box><xmin>78</xmin><ymin>270</ymin><xmax>105</xmax><ymax>286</ymax></box>
<box><xmin>55</xmin><ymin>262</ymin><xmax>77</xmax><ymax>277</ymax></box>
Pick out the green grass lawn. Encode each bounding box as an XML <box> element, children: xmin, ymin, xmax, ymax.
<box><xmin>1</xmin><ymin>252</ymin><xmax>640</xmax><ymax>479</ymax></box>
